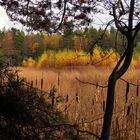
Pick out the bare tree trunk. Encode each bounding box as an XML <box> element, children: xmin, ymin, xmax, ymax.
<box><xmin>100</xmin><ymin>32</ymin><xmax>135</xmax><ymax>140</ymax></box>
<box><xmin>100</xmin><ymin>1</ymin><xmax>137</xmax><ymax>139</ymax></box>
<box><xmin>100</xmin><ymin>76</ymin><xmax>116</xmax><ymax>140</ymax></box>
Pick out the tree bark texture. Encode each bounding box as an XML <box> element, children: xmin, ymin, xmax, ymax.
<box><xmin>100</xmin><ymin>76</ymin><xmax>116</xmax><ymax>140</ymax></box>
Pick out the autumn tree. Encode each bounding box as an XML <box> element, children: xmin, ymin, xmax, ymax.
<box><xmin>0</xmin><ymin>30</ymin><xmax>19</xmax><ymax>64</ymax></box>
<box><xmin>73</xmin><ymin>29</ymin><xmax>86</xmax><ymax>51</ymax></box>
<box><xmin>11</xmin><ymin>28</ymin><xmax>25</xmax><ymax>64</ymax></box>
<box><xmin>1</xmin><ymin>0</ymin><xmax>140</xmax><ymax>140</ymax></box>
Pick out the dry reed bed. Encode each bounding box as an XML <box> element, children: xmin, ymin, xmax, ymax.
<box><xmin>18</xmin><ymin>66</ymin><xmax>140</xmax><ymax>140</ymax></box>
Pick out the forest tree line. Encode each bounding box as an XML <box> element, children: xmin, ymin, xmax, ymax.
<box><xmin>1</xmin><ymin>26</ymin><xmax>140</xmax><ymax>67</ymax></box>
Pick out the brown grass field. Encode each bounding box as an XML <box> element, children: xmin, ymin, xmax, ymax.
<box><xmin>18</xmin><ymin>65</ymin><xmax>140</xmax><ymax>140</ymax></box>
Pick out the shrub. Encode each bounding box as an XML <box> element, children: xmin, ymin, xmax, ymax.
<box><xmin>22</xmin><ymin>57</ymin><xmax>36</xmax><ymax>67</ymax></box>
<box><xmin>0</xmin><ymin>67</ymin><xmax>81</xmax><ymax>140</ymax></box>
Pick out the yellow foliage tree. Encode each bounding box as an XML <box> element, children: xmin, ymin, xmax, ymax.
<box><xmin>22</xmin><ymin>57</ymin><xmax>36</xmax><ymax>67</ymax></box>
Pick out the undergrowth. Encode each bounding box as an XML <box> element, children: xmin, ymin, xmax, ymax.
<box><xmin>0</xmin><ymin>66</ymin><xmax>81</xmax><ymax>140</ymax></box>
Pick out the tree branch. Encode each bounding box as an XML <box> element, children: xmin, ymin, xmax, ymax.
<box><xmin>128</xmin><ymin>0</ymin><xmax>135</xmax><ymax>30</ymax></box>
<box><xmin>116</xmin><ymin>52</ymin><xmax>133</xmax><ymax>79</ymax></box>
<box><xmin>50</xmin><ymin>123</ymin><xmax>100</xmax><ymax>139</ymax></box>
<box><xmin>55</xmin><ymin>0</ymin><xmax>67</xmax><ymax>32</ymax></box>
<box><xmin>75</xmin><ymin>77</ymin><xmax>108</xmax><ymax>88</ymax></box>
<box><xmin>111</xmin><ymin>47</ymin><xmax>128</xmax><ymax>76</ymax></box>
<box><xmin>89</xmin><ymin>19</ymin><xmax>114</xmax><ymax>57</ymax></box>
<box><xmin>112</xmin><ymin>5</ymin><xmax>128</xmax><ymax>36</ymax></box>
<box><xmin>78</xmin><ymin>129</ymin><xmax>100</xmax><ymax>139</ymax></box>
<box><xmin>132</xmin><ymin>22</ymin><xmax>140</xmax><ymax>41</ymax></box>
<box><xmin>120</xmin><ymin>78</ymin><xmax>140</xmax><ymax>86</ymax></box>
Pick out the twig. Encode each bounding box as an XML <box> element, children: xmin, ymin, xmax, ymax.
<box><xmin>78</xmin><ymin>129</ymin><xmax>100</xmax><ymax>139</ymax></box>
<box><xmin>51</xmin><ymin>123</ymin><xmax>100</xmax><ymax>139</ymax></box>
<box><xmin>92</xmin><ymin>51</ymin><xmax>115</xmax><ymax>66</ymax></box>
<box><xmin>119</xmin><ymin>78</ymin><xmax>140</xmax><ymax>87</ymax></box>
<box><xmin>55</xmin><ymin>0</ymin><xmax>67</xmax><ymax>32</ymax></box>
<box><xmin>89</xmin><ymin>19</ymin><xmax>114</xmax><ymax>54</ymax></box>
<box><xmin>75</xmin><ymin>77</ymin><xmax>108</xmax><ymax>88</ymax></box>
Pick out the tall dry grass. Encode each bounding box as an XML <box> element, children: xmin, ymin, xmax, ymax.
<box><xmin>18</xmin><ymin>66</ymin><xmax>140</xmax><ymax>140</ymax></box>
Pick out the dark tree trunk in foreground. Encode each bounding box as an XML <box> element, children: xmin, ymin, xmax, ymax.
<box><xmin>100</xmin><ymin>0</ymin><xmax>139</xmax><ymax>139</ymax></box>
<box><xmin>100</xmin><ymin>76</ymin><xmax>116</xmax><ymax>140</ymax></box>
<box><xmin>100</xmin><ymin>40</ymin><xmax>134</xmax><ymax>140</ymax></box>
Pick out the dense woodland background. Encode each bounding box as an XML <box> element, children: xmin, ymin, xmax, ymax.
<box><xmin>0</xmin><ymin>27</ymin><xmax>140</xmax><ymax>68</ymax></box>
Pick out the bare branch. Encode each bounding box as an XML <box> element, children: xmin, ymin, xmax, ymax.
<box><xmin>119</xmin><ymin>78</ymin><xmax>140</xmax><ymax>86</ymax></box>
<box><xmin>92</xmin><ymin>51</ymin><xmax>115</xmax><ymax>66</ymax></box>
<box><xmin>112</xmin><ymin>5</ymin><xmax>128</xmax><ymax>35</ymax></box>
<box><xmin>55</xmin><ymin>0</ymin><xmax>67</xmax><ymax>32</ymax></box>
<box><xmin>132</xmin><ymin>22</ymin><xmax>140</xmax><ymax>41</ymax></box>
<box><xmin>51</xmin><ymin>123</ymin><xmax>100</xmax><ymax>139</ymax></box>
<box><xmin>111</xmin><ymin>47</ymin><xmax>128</xmax><ymax>76</ymax></box>
<box><xmin>115</xmin><ymin>46</ymin><xmax>133</xmax><ymax>79</ymax></box>
<box><xmin>78</xmin><ymin>129</ymin><xmax>100</xmax><ymax>139</ymax></box>
<box><xmin>128</xmin><ymin>0</ymin><xmax>135</xmax><ymax>29</ymax></box>
<box><xmin>89</xmin><ymin>19</ymin><xmax>114</xmax><ymax>57</ymax></box>
<box><xmin>75</xmin><ymin>77</ymin><xmax>108</xmax><ymax>88</ymax></box>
